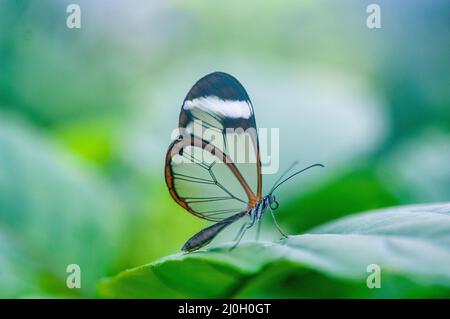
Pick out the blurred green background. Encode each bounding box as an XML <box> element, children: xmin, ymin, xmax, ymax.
<box><xmin>0</xmin><ymin>0</ymin><xmax>449</xmax><ymax>297</ymax></box>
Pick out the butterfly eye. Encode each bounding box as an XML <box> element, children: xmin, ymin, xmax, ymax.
<box><xmin>270</xmin><ymin>199</ymin><xmax>279</xmax><ymax>210</ymax></box>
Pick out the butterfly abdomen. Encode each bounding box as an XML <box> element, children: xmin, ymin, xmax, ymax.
<box><xmin>181</xmin><ymin>211</ymin><xmax>246</xmax><ymax>252</ymax></box>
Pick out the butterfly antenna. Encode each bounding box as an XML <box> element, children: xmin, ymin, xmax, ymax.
<box><xmin>269</xmin><ymin>161</ymin><xmax>299</xmax><ymax>194</ymax></box>
<box><xmin>269</xmin><ymin>163</ymin><xmax>324</xmax><ymax>195</ymax></box>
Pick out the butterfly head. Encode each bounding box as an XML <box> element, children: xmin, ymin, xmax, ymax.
<box><xmin>267</xmin><ymin>194</ymin><xmax>279</xmax><ymax>210</ymax></box>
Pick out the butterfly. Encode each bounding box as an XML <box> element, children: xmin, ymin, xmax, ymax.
<box><xmin>165</xmin><ymin>72</ymin><xmax>323</xmax><ymax>252</ymax></box>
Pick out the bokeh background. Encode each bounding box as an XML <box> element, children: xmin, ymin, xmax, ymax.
<box><xmin>0</xmin><ymin>0</ymin><xmax>449</xmax><ymax>297</ymax></box>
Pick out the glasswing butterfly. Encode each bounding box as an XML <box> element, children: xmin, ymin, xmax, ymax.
<box><xmin>165</xmin><ymin>72</ymin><xmax>323</xmax><ymax>252</ymax></box>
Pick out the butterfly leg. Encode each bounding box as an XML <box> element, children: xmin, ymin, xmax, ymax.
<box><xmin>230</xmin><ymin>212</ymin><xmax>257</xmax><ymax>251</ymax></box>
<box><xmin>234</xmin><ymin>222</ymin><xmax>249</xmax><ymax>241</ymax></box>
<box><xmin>255</xmin><ymin>218</ymin><xmax>262</xmax><ymax>240</ymax></box>
<box><xmin>230</xmin><ymin>223</ymin><xmax>251</xmax><ymax>251</ymax></box>
<box><xmin>254</xmin><ymin>201</ymin><xmax>265</xmax><ymax>241</ymax></box>
<box><xmin>268</xmin><ymin>207</ymin><xmax>289</xmax><ymax>239</ymax></box>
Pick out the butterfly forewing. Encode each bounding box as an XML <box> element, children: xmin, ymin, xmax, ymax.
<box><xmin>165</xmin><ymin>72</ymin><xmax>262</xmax><ymax>222</ymax></box>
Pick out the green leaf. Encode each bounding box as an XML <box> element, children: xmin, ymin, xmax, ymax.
<box><xmin>99</xmin><ymin>203</ymin><xmax>450</xmax><ymax>298</ymax></box>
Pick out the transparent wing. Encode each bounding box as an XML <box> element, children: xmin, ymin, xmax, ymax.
<box><xmin>165</xmin><ymin>72</ymin><xmax>262</xmax><ymax>221</ymax></box>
